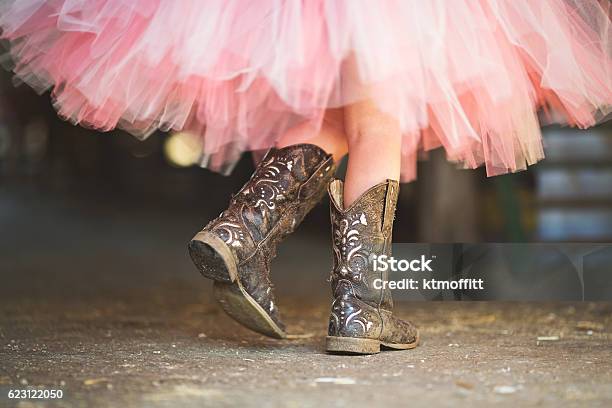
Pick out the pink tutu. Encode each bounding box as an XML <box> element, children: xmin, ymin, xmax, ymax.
<box><xmin>1</xmin><ymin>0</ymin><xmax>610</xmax><ymax>180</ymax></box>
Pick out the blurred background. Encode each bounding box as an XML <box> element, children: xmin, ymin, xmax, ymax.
<box><xmin>1</xmin><ymin>70</ymin><xmax>611</xmax><ymax>302</ymax></box>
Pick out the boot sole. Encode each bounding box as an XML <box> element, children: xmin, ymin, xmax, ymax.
<box><xmin>189</xmin><ymin>231</ymin><xmax>287</xmax><ymax>339</ymax></box>
<box><xmin>325</xmin><ymin>333</ymin><xmax>420</xmax><ymax>355</ymax></box>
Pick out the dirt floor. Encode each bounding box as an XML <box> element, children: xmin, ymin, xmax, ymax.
<box><xmin>1</xmin><ymin>296</ymin><xmax>611</xmax><ymax>407</ymax></box>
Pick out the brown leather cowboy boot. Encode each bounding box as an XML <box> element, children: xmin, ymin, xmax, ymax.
<box><xmin>326</xmin><ymin>179</ymin><xmax>419</xmax><ymax>354</ymax></box>
<box><xmin>189</xmin><ymin>144</ymin><xmax>335</xmax><ymax>338</ymax></box>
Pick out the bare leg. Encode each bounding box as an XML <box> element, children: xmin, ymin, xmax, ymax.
<box><xmin>340</xmin><ymin>55</ymin><xmax>402</xmax><ymax>207</ymax></box>
<box><xmin>343</xmin><ymin>99</ymin><xmax>402</xmax><ymax>207</ymax></box>
<box><xmin>276</xmin><ymin>108</ymin><xmax>348</xmax><ymax>163</ymax></box>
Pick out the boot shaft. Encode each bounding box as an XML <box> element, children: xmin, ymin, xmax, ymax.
<box><xmin>209</xmin><ymin>143</ymin><xmax>335</xmax><ymax>260</ymax></box>
<box><xmin>328</xmin><ymin>179</ymin><xmax>399</xmax><ymax>310</ymax></box>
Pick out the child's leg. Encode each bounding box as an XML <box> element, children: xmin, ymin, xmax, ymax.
<box><xmin>340</xmin><ymin>54</ymin><xmax>402</xmax><ymax>207</ymax></box>
<box><xmin>324</xmin><ymin>61</ymin><xmax>416</xmax><ymax>355</ymax></box>
<box><xmin>343</xmin><ymin>99</ymin><xmax>402</xmax><ymax>207</ymax></box>
<box><xmin>276</xmin><ymin>108</ymin><xmax>348</xmax><ymax>163</ymax></box>
<box><xmin>326</xmin><ymin>99</ymin><xmax>416</xmax><ymax>355</ymax></box>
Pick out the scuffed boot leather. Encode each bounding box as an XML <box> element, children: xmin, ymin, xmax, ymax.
<box><xmin>189</xmin><ymin>144</ymin><xmax>335</xmax><ymax>338</ymax></box>
<box><xmin>326</xmin><ymin>179</ymin><xmax>419</xmax><ymax>354</ymax></box>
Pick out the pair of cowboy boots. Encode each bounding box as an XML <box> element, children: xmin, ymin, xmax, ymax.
<box><xmin>188</xmin><ymin>143</ymin><xmax>418</xmax><ymax>354</ymax></box>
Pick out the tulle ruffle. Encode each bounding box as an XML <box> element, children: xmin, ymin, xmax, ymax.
<box><xmin>1</xmin><ymin>0</ymin><xmax>610</xmax><ymax>180</ymax></box>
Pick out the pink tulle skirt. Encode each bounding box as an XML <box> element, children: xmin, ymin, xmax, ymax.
<box><xmin>1</xmin><ymin>0</ymin><xmax>611</xmax><ymax>180</ymax></box>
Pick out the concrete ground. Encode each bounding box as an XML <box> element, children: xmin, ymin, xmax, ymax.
<box><xmin>1</xmin><ymin>189</ymin><xmax>611</xmax><ymax>407</ymax></box>
<box><xmin>2</xmin><ymin>298</ymin><xmax>611</xmax><ymax>407</ymax></box>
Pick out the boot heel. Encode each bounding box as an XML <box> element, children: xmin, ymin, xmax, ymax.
<box><xmin>188</xmin><ymin>232</ymin><xmax>238</xmax><ymax>283</ymax></box>
<box><xmin>326</xmin><ymin>336</ymin><xmax>381</xmax><ymax>354</ymax></box>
